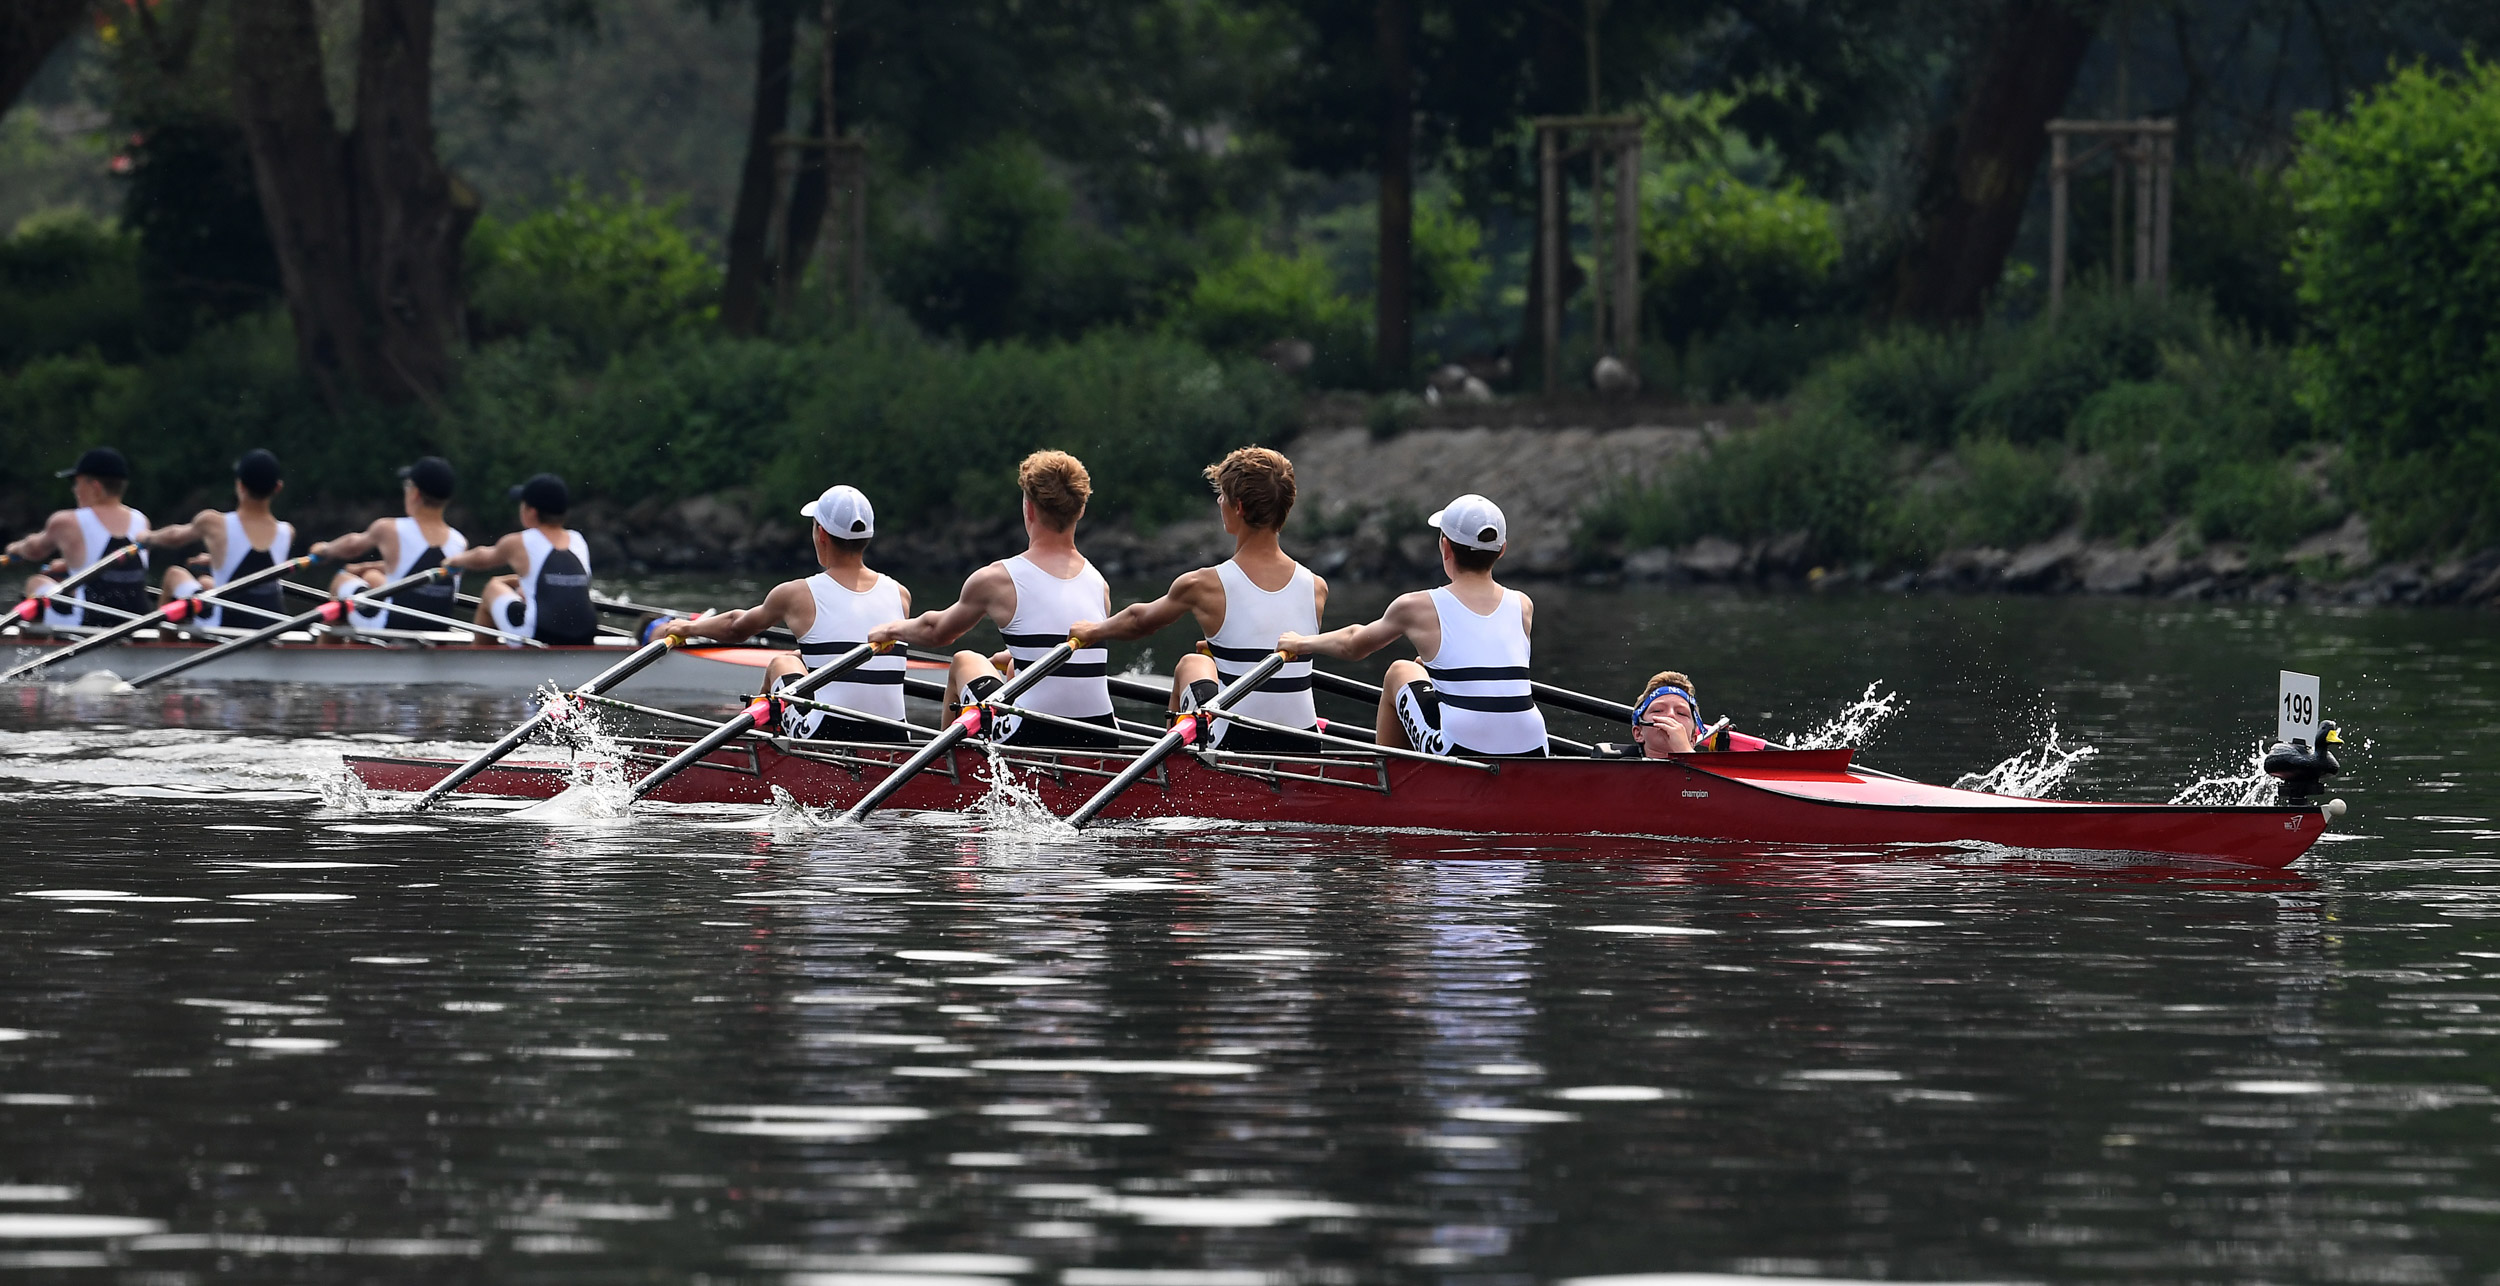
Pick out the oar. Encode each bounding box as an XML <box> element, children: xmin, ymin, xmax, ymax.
<box><xmin>444</xmin><ymin>587</ymin><xmax>636</xmax><ymax>639</ymax></box>
<box><xmin>1304</xmin><ymin>667</ymin><xmax>1594</xmax><ymax>754</ymax></box>
<box><xmin>409</xmin><ymin>636</ymin><xmax>687</xmax><ymax>809</ymax></box>
<box><xmin>1</xmin><ymin>553</ymin><xmax>318</xmax><ymax>683</ymax></box>
<box><xmin>593</xmin><ymin>593</ymin><xmax>799</xmax><ymax>646</ymax></box>
<box><xmin>123</xmin><ymin>566</ymin><xmax>448</xmax><ymax>689</ymax></box>
<box><xmin>1066</xmin><ymin>651</ymin><xmax>1288</xmax><ymax>829</ymax></box>
<box><xmin>624</xmin><ymin>641</ymin><xmax>896</xmax><ymax>803</ymax></box>
<box><xmin>839</xmin><ymin>640</ymin><xmax>1079</xmax><ymax>824</ymax></box>
<box><xmin>3</xmin><ymin>543</ymin><xmax>140</xmax><ymax>627</ymax></box>
<box><xmin>276</xmin><ymin>580</ymin><xmax>544</xmax><ymax>647</ymax></box>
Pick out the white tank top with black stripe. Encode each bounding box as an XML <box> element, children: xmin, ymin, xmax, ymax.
<box><xmin>200</xmin><ymin>511</ymin><xmax>294</xmax><ymax>629</ymax></box>
<box><xmin>796</xmin><ymin>571</ymin><xmax>908</xmax><ymax>722</ymax></box>
<box><xmin>43</xmin><ymin>506</ymin><xmax>151</xmax><ymax>629</ymax></box>
<box><xmin>1000</xmin><ymin>554</ymin><xmax>1112</xmax><ymax>719</ymax></box>
<box><xmin>1206</xmin><ymin>558</ymin><xmax>1319</xmax><ymax>732</ymax></box>
<box><xmin>1422</xmin><ymin>586</ymin><xmax>1548</xmax><ymax>755</ymax></box>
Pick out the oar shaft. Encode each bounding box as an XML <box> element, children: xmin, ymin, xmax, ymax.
<box><xmin>1069</xmin><ymin>651</ymin><xmax>1288</xmax><ymax>829</ymax></box>
<box><xmin>278</xmin><ymin>580</ymin><xmax>543</xmax><ymax>647</ymax></box>
<box><xmin>1</xmin><ymin>554</ymin><xmax>317</xmax><ymax>684</ymax></box>
<box><xmin>627</xmin><ymin>642</ymin><xmax>889</xmax><ymax>802</ymax></box>
<box><xmin>840</xmin><ymin>641</ymin><xmax>1077</xmax><ymax>824</ymax></box>
<box><xmin>410</xmin><ymin>637</ymin><xmax>683</xmax><ymax>809</ymax></box>
<box><xmin>125</xmin><ymin>567</ymin><xmax>445</xmax><ymax>689</ymax></box>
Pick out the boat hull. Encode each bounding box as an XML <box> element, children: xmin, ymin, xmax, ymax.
<box><xmin>2</xmin><ymin>631</ymin><xmax>779</xmax><ymax>696</ymax></box>
<box><xmin>343</xmin><ymin>740</ymin><xmax>2332</xmax><ymax>869</ymax></box>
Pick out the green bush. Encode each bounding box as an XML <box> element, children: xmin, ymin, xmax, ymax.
<box><xmin>1172</xmin><ymin>246</ymin><xmax>1369</xmax><ymax>386</ymax></box>
<box><xmin>1804</xmin><ymin>326</ymin><xmax>1991</xmax><ymax>446</ymax></box>
<box><xmin>2289</xmin><ymin>57</ymin><xmax>2500</xmax><ymax>553</ymax></box>
<box><xmin>2173</xmin><ymin>166</ymin><xmax>2302</xmax><ymax>343</ymax></box>
<box><xmin>1582</xmin><ymin>405</ymin><xmax>1891</xmax><ymax>561</ymax></box>
<box><xmin>1409</xmin><ymin>194</ymin><xmax>1488</xmax><ymax>317</ymax></box>
<box><xmin>466</xmin><ymin>181</ymin><xmax>718</xmax><ymax>363</ymax></box>
<box><xmin>0</xmin><ymin>211</ymin><xmax>145</xmax><ymax>370</ymax></box>
<box><xmin>1955</xmin><ymin>289</ymin><xmax>2212</xmax><ymax>444</ymax></box>
<box><xmin>1641</xmin><ymin>167</ymin><xmax>1840</xmax><ymax>348</ymax></box>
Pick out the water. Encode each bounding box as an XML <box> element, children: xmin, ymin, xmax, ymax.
<box><xmin>3</xmin><ymin>585</ymin><xmax>2498</xmax><ymax>1282</ymax></box>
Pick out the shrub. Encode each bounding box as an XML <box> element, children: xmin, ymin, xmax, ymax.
<box><xmin>466</xmin><ymin>180</ymin><xmax>718</xmax><ymax>363</ymax></box>
<box><xmin>2173</xmin><ymin>165</ymin><xmax>2301</xmax><ymax>343</ymax></box>
<box><xmin>1582</xmin><ymin>405</ymin><xmax>1891</xmax><ymax>561</ymax></box>
<box><xmin>1955</xmin><ymin>289</ymin><xmax>2213</xmax><ymax>444</ymax></box>
<box><xmin>1802</xmin><ymin>325</ymin><xmax>1991</xmax><ymax>446</ymax></box>
<box><xmin>1409</xmin><ymin>193</ymin><xmax>1488</xmax><ymax>317</ymax></box>
<box><xmin>0</xmin><ymin>211</ymin><xmax>145</xmax><ymax>370</ymax></box>
<box><xmin>1641</xmin><ymin>167</ymin><xmax>1840</xmax><ymax>348</ymax></box>
<box><xmin>2289</xmin><ymin>57</ymin><xmax>2500</xmax><ymax>553</ymax></box>
<box><xmin>1173</xmin><ymin>246</ymin><xmax>1369</xmax><ymax>386</ymax></box>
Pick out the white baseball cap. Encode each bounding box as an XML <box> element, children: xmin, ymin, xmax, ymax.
<box><xmin>1428</xmin><ymin>493</ymin><xmax>1507</xmax><ymax>551</ymax></box>
<box><xmin>801</xmin><ymin>484</ymin><xmax>875</xmax><ymax>538</ymax></box>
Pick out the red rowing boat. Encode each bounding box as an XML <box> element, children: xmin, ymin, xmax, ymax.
<box><xmin>343</xmin><ymin>737</ymin><xmax>2335</xmax><ymax>869</ymax></box>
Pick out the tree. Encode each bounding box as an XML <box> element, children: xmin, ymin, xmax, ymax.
<box><xmin>1889</xmin><ymin>0</ymin><xmax>2104</xmax><ymax>325</ymax></box>
<box><xmin>1</xmin><ymin>0</ymin><xmax>90</xmax><ymax>119</ymax></box>
<box><xmin>718</xmin><ymin>0</ymin><xmax>795</xmax><ymax>336</ymax></box>
<box><xmin>229</xmin><ymin>0</ymin><xmax>473</xmax><ymax>406</ymax></box>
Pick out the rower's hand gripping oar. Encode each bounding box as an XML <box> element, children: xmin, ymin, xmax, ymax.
<box><xmin>838</xmin><ymin>639</ymin><xmax>1080</xmax><ymax>825</ymax></box>
<box><xmin>1067</xmin><ymin>650</ymin><xmax>1289</xmax><ymax>830</ymax></box>
<box><xmin>408</xmin><ymin>635</ymin><xmax>687</xmax><ymax>810</ymax></box>
<box><xmin>1</xmin><ymin>552</ymin><xmax>318</xmax><ymax>684</ymax></box>
<box><xmin>623</xmin><ymin>641</ymin><xmax>897</xmax><ymax>803</ymax></box>
<box><xmin>3</xmin><ymin>541</ymin><xmax>140</xmax><ymax>629</ymax></box>
<box><xmin>274</xmin><ymin>580</ymin><xmax>545</xmax><ymax>647</ymax></box>
<box><xmin>122</xmin><ymin>566</ymin><xmax>449</xmax><ymax>690</ymax></box>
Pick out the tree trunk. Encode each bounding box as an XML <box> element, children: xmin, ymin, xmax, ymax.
<box><xmin>722</xmin><ymin>0</ymin><xmax>796</xmax><ymax>337</ymax></box>
<box><xmin>783</xmin><ymin>81</ymin><xmax>831</xmax><ymax>283</ymax></box>
<box><xmin>352</xmin><ymin>0</ymin><xmax>471</xmax><ymax>399</ymax></box>
<box><xmin>1889</xmin><ymin>0</ymin><xmax>2104</xmax><ymax>325</ymax></box>
<box><xmin>1374</xmin><ymin>0</ymin><xmax>1413</xmax><ymax>389</ymax></box>
<box><xmin>0</xmin><ymin>0</ymin><xmax>88</xmax><ymax>116</ymax></box>
<box><xmin>231</xmin><ymin>0</ymin><xmax>373</xmax><ymax>406</ymax></box>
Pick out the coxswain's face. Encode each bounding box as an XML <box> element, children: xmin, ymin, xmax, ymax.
<box><xmin>1636</xmin><ymin>694</ymin><xmax>1696</xmax><ymax>757</ymax></box>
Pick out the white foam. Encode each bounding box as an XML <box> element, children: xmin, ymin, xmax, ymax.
<box><xmin>0</xmin><ymin>1187</ymin><xmax>75</xmax><ymax>1202</ymax></box>
<box><xmin>1953</xmin><ymin>723</ymin><xmax>2097</xmax><ymax>798</ymax></box>
<box><xmin>0</xmin><ymin>1215</ymin><xmax>165</xmax><ymax>1239</ymax></box>
<box><xmin>1578</xmin><ymin>924</ymin><xmax>1720</xmax><ymax>937</ymax></box>
<box><xmin>1785</xmin><ymin>681</ymin><xmax>1903</xmax><ymax>749</ymax></box>
<box><xmin>229</xmin><ymin>893</ymin><xmax>354</xmax><ymax>903</ymax></box>
<box><xmin>1451</xmin><ymin>1106</ymin><xmax>1577</xmax><ymax>1124</ymax></box>
<box><xmin>1553</xmin><ymin>1085</ymin><xmax>1678</xmax><ymax>1102</ymax></box>
<box><xmin>225</xmin><ymin>1037</ymin><xmax>338</xmax><ymax>1053</ymax></box>
<box><xmin>942</xmin><ymin>975</ymin><xmax>1070</xmax><ymax>987</ymax></box>
<box><xmin>969</xmin><ymin>1059</ymin><xmax>1256</xmax><ymax>1076</ymax></box>
<box><xmin>895</xmin><ymin>950</ymin><xmax>1012</xmax><ymax>964</ymax></box>
<box><xmin>1084</xmin><ymin>1195</ymin><xmax>1362</xmax><ymax>1227</ymax></box>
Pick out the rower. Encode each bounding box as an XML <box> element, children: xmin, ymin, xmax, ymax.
<box><xmin>6</xmin><ymin>446</ymin><xmax>151</xmax><ymax>632</ymax></box>
<box><xmin>146</xmin><ymin>449</ymin><xmax>293</xmax><ymax>632</ymax></box>
<box><xmin>1278</xmin><ymin>493</ymin><xmax>1549</xmax><ymax>757</ymax></box>
<box><xmin>1070</xmin><ymin>446</ymin><xmax>1327</xmax><ymax>752</ymax></box>
<box><xmin>656</xmin><ymin>484</ymin><xmax>913</xmax><ymax>742</ymax></box>
<box><xmin>443</xmin><ymin>473</ymin><xmax>598</xmax><ymax>646</ymax></box>
<box><xmin>867</xmin><ymin>449</ymin><xmax>1120</xmax><ymax>749</ymax></box>
<box><xmin>309</xmin><ymin>457</ymin><xmax>468</xmax><ymax>632</ymax></box>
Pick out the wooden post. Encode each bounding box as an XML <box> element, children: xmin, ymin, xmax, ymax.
<box><xmin>2151</xmin><ymin>132</ymin><xmax>2173</xmax><ymax>301</ymax></box>
<box><xmin>2133</xmin><ymin>129</ymin><xmax>2155</xmax><ymax>292</ymax></box>
<box><xmin>2049</xmin><ymin>129</ymin><xmax>2069</xmax><ymax>320</ymax></box>
<box><xmin>2110</xmin><ymin>137</ymin><xmax>2128</xmax><ymax>290</ymax></box>
<box><xmin>1539</xmin><ymin>123</ymin><xmax>1560</xmax><ymax>397</ymax></box>
<box><xmin>1612</xmin><ymin>126</ymin><xmax>1639</xmax><ymax>359</ymax></box>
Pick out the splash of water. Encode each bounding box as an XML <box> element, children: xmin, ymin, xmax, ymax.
<box><xmin>1953</xmin><ymin>724</ymin><xmax>2099</xmax><ymax>798</ymax></box>
<box><xmin>506</xmin><ymin>685</ymin><xmax>637</xmax><ymax>822</ymax></box>
<box><xmin>2168</xmin><ymin>741</ymin><xmax>2278</xmax><ymax>806</ymax></box>
<box><xmin>966</xmin><ymin>743</ymin><xmax>1078</xmax><ymax>841</ymax></box>
<box><xmin>1787</xmin><ymin>682</ymin><xmax>1902</xmax><ymax>750</ymax></box>
<box><xmin>319</xmin><ymin>763</ymin><xmax>380</xmax><ymax>814</ymax></box>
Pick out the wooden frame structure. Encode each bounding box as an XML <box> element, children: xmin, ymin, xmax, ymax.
<box><xmin>1534</xmin><ymin>114</ymin><xmax>1641</xmax><ymax>396</ymax></box>
<box><xmin>767</xmin><ymin>0</ymin><xmax>869</xmax><ymax>323</ymax></box>
<box><xmin>2047</xmin><ymin>117</ymin><xmax>2175</xmax><ymax>320</ymax></box>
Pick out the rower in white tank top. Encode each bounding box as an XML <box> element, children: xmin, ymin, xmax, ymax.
<box><xmin>999</xmin><ymin>553</ymin><xmax>1114</xmax><ymax>721</ymax></box>
<box><xmin>1204</xmin><ymin>558</ymin><xmax>1319</xmax><ymax>743</ymax></box>
<box><xmin>784</xmin><ymin>570</ymin><xmax>910</xmax><ymax>730</ymax></box>
<box><xmin>1418</xmin><ymin>585</ymin><xmax>1548</xmax><ymax>755</ymax></box>
<box><xmin>191</xmin><ymin>511</ymin><xmax>294</xmax><ymax>630</ymax></box>
<box><xmin>347</xmin><ymin>516</ymin><xmax>467</xmax><ymax>631</ymax></box>
<box><xmin>484</xmin><ymin>527</ymin><xmax>596</xmax><ymax>645</ymax></box>
<box><xmin>41</xmin><ymin>506</ymin><xmax>151</xmax><ymax>631</ymax></box>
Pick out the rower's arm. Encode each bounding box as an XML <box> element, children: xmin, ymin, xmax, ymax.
<box><xmin>442</xmin><ymin>533</ymin><xmax>521</xmax><ymax>573</ymax></box>
<box><xmin>662</xmin><ymin>581</ymin><xmax>802</xmax><ymax>644</ymax></box>
<box><xmin>310</xmin><ymin>519</ymin><xmax>388</xmax><ymax>562</ymax></box>
<box><xmin>870</xmin><ymin>563</ymin><xmax>1006</xmax><ymax>648</ymax></box>
<box><xmin>1281</xmin><ymin>592</ymin><xmax>1427</xmax><ymax>661</ymax></box>
<box><xmin>1071</xmin><ymin>568</ymin><xmax>1210</xmax><ymax>647</ymax></box>
<box><xmin>5</xmin><ymin>513</ymin><xmax>74</xmax><ymax>562</ymax></box>
<box><xmin>141</xmin><ymin>509</ymin><xmax>218</xmax><ymax>550</ymax></box>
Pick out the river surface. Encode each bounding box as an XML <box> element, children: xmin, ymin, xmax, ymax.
<box><xmin>2</xmin><ymin>584</ymin><xmax>2496</xmax><ymax>1283</ymax></box>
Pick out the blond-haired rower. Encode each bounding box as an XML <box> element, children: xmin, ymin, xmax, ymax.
<box><xmin>868</xmin><ymin>450</ymin><xmax>1120</xmax><ymax>749</ymax></box>
<box><xmin>1071</xmin><ymin>446</ymin><xmax>1328</xmax><ymax>751</ymax></box>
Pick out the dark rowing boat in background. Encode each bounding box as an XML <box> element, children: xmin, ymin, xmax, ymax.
<box><xmin>344</xmin><ymin>734</ymin><xmax>2338</xmax><ymax>869</ymax></box>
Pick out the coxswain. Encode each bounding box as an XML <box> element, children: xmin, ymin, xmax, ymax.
<box><xmin>145</xmin><ymin>449</ymin><xmax>293</xmax><ymax>632</ymax></box>
<box><xmin>1070</xmin><ymin>446</ymin><xmax>1327</xmax><ymax>752</ymax></box>
<box><xmin>867</xmin><ymin>449</ymin><xmax>1120</xmax><ymax>748</ymax></box>
<box><xmin>1278</xmin><ymin>493</ymin><xmax>1549</xmax><ymax>756</ymax></box>
<box><xmin>6</xmin><ymin>446</ymin><xmax>151</xmax><ymax>631</ymax></box>
<box><xmin>1592</xmin><ymin>671</ymin><xmax>1770</xmax><ymax>757</ymax></box>
<box><xmin>656</xmin><ymin>484</ymin><xmax>913</xmax><ymax>742</ymax></box>
<box><xmin>308</xmin><ymin>456</ymin><xmax>468</xmax><ymax>632</ymax></box>
<box><xmin>442</xmin><ymin>473</ymin><xmax>598</xmax><ymax>646</ymax></box>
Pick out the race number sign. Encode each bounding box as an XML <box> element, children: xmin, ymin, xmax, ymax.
<box><xmin>2278</xmin><ymin>670</ymin><xmax>2321</xmax><ymax>744</ymax></box>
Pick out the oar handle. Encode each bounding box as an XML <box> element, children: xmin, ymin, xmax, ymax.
<box><xmin>2</xmin><ymin>554</ymin><xmax>321</xmax><ymax>684</ymax></box>
<box><xmin>411</xmin><ymin>636</ymin><xmax>684</xmax><ymax>809</ymax></box>
<box><xmin>124</xmin><ymin>567</ymin><xmax>446</xmax><ymax>689</ymax></box>
<box><xmin>841</xmin><ymin>639</ymin><xmax>1079</xmax><ymax>824</ymax></box>
<box><xmin>626</xmin><ymin>641</ymin><xmax>891</xmax><ymax>803</ymax></box>
<box><xmin>1068</xmin><ymin>650</ymin><xmax>1288</xmax><ymax>829</ymax></box>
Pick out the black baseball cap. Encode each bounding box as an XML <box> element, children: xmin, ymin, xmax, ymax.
<box><xmin>234</xmin><ymin>448</ymin><xmax>282</xmax><ymax>497</ymax></box>
<box><xmin>55</xmin><ymin>447</ymin><xmax>129</xmax><ymax>480</ymax></box>
<box><xmin>509</xmin><ymin>473</ymin><xmax>569</xmax><ymax>515</ymax></box>
<box><xmin>397</xmin><ymin>456</ymin><xmax>455</xmax><ymax>501</ymax></box>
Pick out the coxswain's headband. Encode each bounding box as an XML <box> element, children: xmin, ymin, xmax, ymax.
<box><xmin>1634</xmin><ymin>684</ymin><xmax>1699</xmax><ymax>729</ymax></box>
